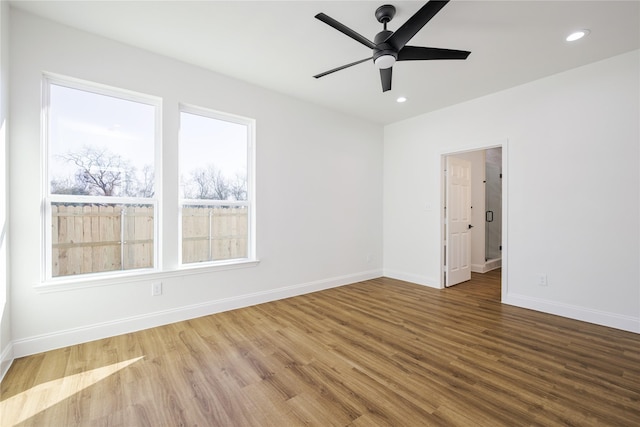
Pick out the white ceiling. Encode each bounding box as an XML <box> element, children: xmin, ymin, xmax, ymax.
<box><xmin>9</xmin><ymin>0</ymin><xmax>640</xmax><ymax>124</ymax></box>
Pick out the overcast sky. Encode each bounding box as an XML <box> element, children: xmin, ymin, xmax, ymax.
<box><xmin>48</xmin><ymin>83</ymin><xmax>247</xmax><ymax>197</ymax></box>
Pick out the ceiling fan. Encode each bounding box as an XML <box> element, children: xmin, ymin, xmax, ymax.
<box><xmin>313</xmin><ymin>0</ymin><xmax>471</xmax><ymax>92</ymax></box>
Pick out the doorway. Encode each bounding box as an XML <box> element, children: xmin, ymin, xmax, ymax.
<box><xmin>484</xmin><ymin>148</ymin><xmax>502</xmax><ymax>271</ymax></box>
<box><xmin>441</xmin><ymin>144</ymin><xmax>506</xmax><ymax>295</ymax></box>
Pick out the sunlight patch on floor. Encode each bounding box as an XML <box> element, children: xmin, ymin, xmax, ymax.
<box><xmin>0</xmin><ymin>356</ymin><xmax>143</xmax><ymax>426</ymax></box>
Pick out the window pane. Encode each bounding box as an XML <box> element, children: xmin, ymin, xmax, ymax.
<box><xmin>45</xmin><ymin>79</ymin><xmax>159</xmax><ymax>280</ymax></box>
<box><xmin>48</xmin><ymin>84</ymin><xmax>156</xmax><ymax>198</ymax></box>
<box><xmin>182</xmin><ymin>205</ymin><xmax>248</xmax><ymax>263</ymax></box>
<box><xmin>51</xmin><ymin>202</ymin><xmax>154</xmax><ymax>277</ymax></box>
<box><xmin>179</xmin><ymin>112</ymin><xmax>248</xmax><ymax>201</ymax></box>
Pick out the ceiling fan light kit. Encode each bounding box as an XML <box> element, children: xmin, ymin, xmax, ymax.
<box><xmin>314</xmin><ymin>0</ymin><xmax>471</xmax><ymax>93</ymax></box>
<box><xmin>374</xmin><ymin>55</ymin><xmax>396</xmax><ymax>69</ymax></box>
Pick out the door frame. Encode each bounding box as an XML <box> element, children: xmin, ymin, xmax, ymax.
<box><xmin>440</xmin><ymin>140</ymin><xmax>508</xmax><ymax>301</ymax></box>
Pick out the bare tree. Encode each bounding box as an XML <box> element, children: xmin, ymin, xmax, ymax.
<box><xmin>194</xmin><ymin>169</ymin><xmax>211</xmax><ymax>199</ymax></box>
<box><xmin>185</xmin><ymin>165</ymin><xmax>230</xmax><ymax>200</ymax></box>
<box><xmin>136</xmin><ymin>164</ymin><xmax>155</xmax><ymax>198</ymax></box>
<box><xmin>55</xmin><ymin>146</ymin><xmax>145</xmax><ymax>197</ymax></box>
<box><xmin>210</xmin><ymin>167</ymin><xmax>230</xmax><ymax>200</ymax></box>
<box><xmin>229</xmin><ymin>172</ymin><xmax>247</xmax><ymax>201</ymax></box>
<box><xmin>50</xmin><ymin>177</ymin><xmax>89</xmax><ymax>195</ymax></box>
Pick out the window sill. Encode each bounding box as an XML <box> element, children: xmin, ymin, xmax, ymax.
<box><xmin>34</xmin><ymin>259</ymin><xmax>260</xmax><ymax>294</ymax></box>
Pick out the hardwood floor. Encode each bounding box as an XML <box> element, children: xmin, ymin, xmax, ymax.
<box><xmin>2</xmin><ymin>270</ymin><xmax>639</xmax><ymax>426</ymax></box>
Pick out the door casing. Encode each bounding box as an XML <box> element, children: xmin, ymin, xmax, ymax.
<box><xmin>440</xmin><ymin>140</ymin><xmax>508</xmax><ymax>301</ymax></box>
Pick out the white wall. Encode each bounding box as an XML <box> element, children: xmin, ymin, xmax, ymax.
<box><xmin>9</xmin><ymin>9</ymin><xmax>383</xmax><ymax>357</ymax></box>
<box><xmin>0</xmin><ymin>0</ymin><xmax>12</xmax><ymax>379</ymax></box>
<box><xmin>384</xmin><ymin>50</ymin><xmax>640</xmax><ymax>332</ymax></box>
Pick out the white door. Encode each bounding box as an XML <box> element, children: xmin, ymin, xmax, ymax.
<box><xmin>446</xmin><ymin>156</ymin><xmax>472</xmax><ymax>287</ymax></box>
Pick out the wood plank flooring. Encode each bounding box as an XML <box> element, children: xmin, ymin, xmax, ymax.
<box><xmin>2</xmin><ymin>270</ymin><xmax>639</xmax><ymax>426</ymax></box>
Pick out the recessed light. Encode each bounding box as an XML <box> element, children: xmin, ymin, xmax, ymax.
<box><xmin>396</xmin><ymin>96</ymin><xmax>407</xmax><ymax>103</ymax></box>
<box><xmin>566</xmin><ymin>29</ymin><xmax>590</xmax><ymax>42</ymax></box>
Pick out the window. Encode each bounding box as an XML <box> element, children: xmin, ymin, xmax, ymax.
<box><xmin>41</xmin><ymin>75</ymin><xmax>256</xmax><ymax>285</ymax></box>
<box><xmin>44</xmin><ymin>77</ymin><xmax>160</xmax><ymax>279</ymax></box>
<box><xmin>179</xmin><ymin>106</ymin><xmax>254</xmax><ymax>266</ymax></box>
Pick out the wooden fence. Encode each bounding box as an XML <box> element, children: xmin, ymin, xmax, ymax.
<box><xmin>51</xmin><ymin>204</ymin><xmax>248</xmax><ymax>277</ymax></box>
<box><xmin>181</xmin><ymin>206</ymin><xmax>248</xmax><ymax>264</ymax></box>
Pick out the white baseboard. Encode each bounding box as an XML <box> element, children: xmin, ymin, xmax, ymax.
<box><xmin>503</xmin><ymin>292</ymin><xmax>640</xmax><ymax>334</ymax></box>
<box><xmin>12</xmin><ymin>269</ymin><xmax>383</xmax><ymax>358</ymax></box>
<box><xmin>471</xmin><ymin>259</ymin><xmax>502</xmax><ymax>273</ymax></box>
<box><xmin>0</xmin><ymin>341</ymin><xmax>14</xmax><ymax>382</ymax></box>
<box><xmin>471</xmin><ymin>264</ymin><xmax>482</xmax><ymax>273</ymax></box>
<box><xmin>382</xmin><ymin>269</ymin><xmax>441</xmax><ymax>289</ymax></box>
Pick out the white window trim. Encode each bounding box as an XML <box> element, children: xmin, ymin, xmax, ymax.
<box><xmin>41</xmin><ymin>74</ymin><xmax>163</xmax><ymax>284</ymax></box>
<box><xmin>177</xmin><ymin>103</ymin><xmax>257</xmax><ymax>268</ymax></box>
<box><xmin>33</xmin><ymin>259</ymin><xmax>260</xmax><ymax>294</ymax></box>
<box><xmin>36</xmin><ymin>76</ymin><xmax>258</xmax><ymax>291</ymax></box>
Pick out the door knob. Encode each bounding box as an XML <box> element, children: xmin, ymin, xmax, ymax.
<box><xmin>468</xmin><ymin>224</ymin><xmax>474</xmax><ymax>229</ymax></box>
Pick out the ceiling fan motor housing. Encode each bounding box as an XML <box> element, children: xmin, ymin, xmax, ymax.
<box><xmin>373</xmin><ymin>30</ymin><xmax>397</xmax><ymax>67</ymax></box>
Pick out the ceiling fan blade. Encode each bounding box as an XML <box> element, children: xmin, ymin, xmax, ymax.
<box><xmin>398</xmin><ymin>46</ymin><xmax>471</xmax><ymax>61</ymax></box>
<box><xmin>315</xmin><ymin>13</ymin><xmax>377</xmax><ymax>50</ymax></box>
<box><xmin>387</xmin><ymin>0</ymin><xmax>450</xmax><ymax>51</ymax></box>
<box><xmin>314</xmin><ymin>57</ymin><xmax>372</xmax><ymax>79</ymax></box>
<box><xmin>380</xmin><ymin>67</ymin><xmax>392</xmax><ymax>92</ymax></box>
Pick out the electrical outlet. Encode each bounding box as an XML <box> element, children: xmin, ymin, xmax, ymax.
<box><xmin>152</xmin><ymin>282</ymin><xmax>162</xmax><ymax>296</ymax></box>
<box><xmin>537</xmin><ymin>274</ymin><xmax>548</xmax><ymax>287</ymax></box>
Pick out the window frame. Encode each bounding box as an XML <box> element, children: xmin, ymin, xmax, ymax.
<box><xmin>41</xmin><ymin>74</ymin><xmax>163</xmax><ymax>283</ymax></box>
<box><xmin>177</xmin><ymin>103</ymin><xmax>256</xmax><ymax>268</ymax></box>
